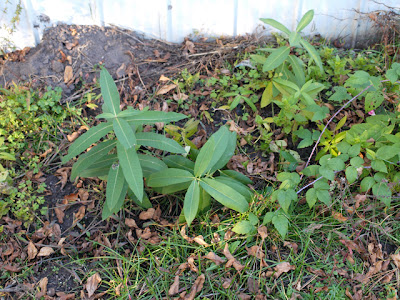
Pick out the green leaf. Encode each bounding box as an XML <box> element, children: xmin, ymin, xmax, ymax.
<box><xmin>154</xmin><ymin>181</ymin><xmax>192</xmax><ymax>195</ymax></box>
<box><xmin>327</xmin><ymin>157</ymin><xmax>345</xmax><ymax>171</ymax></box>
<box><xmin>124</xmin><ymin>111</ymin><xmax>187</xmax><ymax>126</ymax></box>
<box><xmin>138</xmin><ymin>154</ymin><xmax>168</xmax><ymax>178</ymax></box>
<box><xmin>289</xmin><ymin>32</ymin><xmax>301</xmax><ymax>47</ymax></box>
<box><xmin>260</xmin><ymin>18</ymin><xmax>291</xmax><ymax>35</ymax></box>
<box><xmin>263</xmin><ymin>46</ymin><xmax>290</xmax><ymax>72</ymax></box>
<box><xmin>184</xmin><ymin>180</ymin><xmax>200</xmax><ymax>226</ymax></box>
<box><xmin>372</xmin><ymin>182</ymin><xmax>392</xmax><ymax>206</ymax></box>
<box><xmin>296</xmin><ymin>10</ymin><xmax>314</xmax><ymax>32</ymax></box>
<box><xmin>365</xmin><ymin>91</ymin><xmax>384</xmax><ymax>112</ymax></box>
<box><xmin>219</xmin><ymin>170</ymin><xmax>253</xmax><ymax>185</ymax></box>
<box><xmin>250</xmin><ymin>54</ymin><xmax>267</xmax><ymax>65</ymax></box>
<box><xmin>361</xmin><ymin>176</ymin><xmax>375</xmax><ymax>192</ymax></box>
<box><xmin>272</xmin><ymin>214</ymin><xmax>289</xmax><ymax>239</ymax></box>
<box><xmin>386</xmin><ymin>68</ymin><xmax>398</xmax><ymax>83</ymax></box>
<box><xmin>287</xmin><ymin>55</ymin><xmax>305</xmax><ymax>86</ymax></box>
<box><xmin>214</xmin><ymin>176</ymin><xmax>253</xmax><ymax>201</ymax></box>
<box><xmin>348</xmin><ymin>144</ymin><xmax>361</xmax><ymax>157</ymax></box>
<box><xmin>275</xmin><ymin>189</ymin><xmax>296</xmax><ymax>213</ymax></box>
<box><xmin>79</xmin><ymin>154</ymin><xmax>117</xmax><ymax>178</ymax></box>
<box><xmin>300</xmin><ymin>39</ymin><xmax>323</xmax><ymax>72</ymax></box>
<box><xmin>70</xmin><ymin>140</ymin><xmax>116</xmax><ymax>181</ymax></box>
<box><xmin>200</xmin><ymin>178</ymin><xmax>248</xmax><ymax>213</ymax></box>
<box><xmin>263</xmin><ymin>212</ymin><xmax>275</xmax><ymax>224</ymax></box>
<box><xmin>117</xmin><ymin>141</ymin><xmax>143</xmax><ymax>201</ymax></box>
<box><xmin>194</xmin><ymin>126</ymin><xmax>231</xmax><ymax>177</ymax></box>
<box><xmin>136</xmin><ymin>132</ymin><xmax>186</xmax><ymax>153</ymax></box>
<box><xmin>316</xmin><ymin>189</ymin><xmax>331</xmax><ymax>205</ymax></box>
<box><xmin>96</xmin><ymin>112</ymin><xmax>116</xmax><ymax>120</ymax></box>
<box><xmin>113</xmin><ymin>118</ymin><xmax>136</xmax><ymax>149</ymax></box>
<box><xmin>329</xmin><ymin>86</ymin><xmax>351</xmax><ymax>102</ymax></box>
<box><xmin>319</xmin><ymin>165</ymin><xmax>335</xmax><ymax>181</ymax></box>
<box><xmin>105</xmin><ymin>163</ymin><xmax>125</xmax><ymax>212</ymax></box>
<box><xmin>100</xmin><ymin>68</ymin><xmax>121</xmax><ymax>116</ymax></box>
<box><xmin>127</xmin><ymin>189</ymin><xmax>152</xmax><ymax>209</ymax></box>
<box><xmin>62</xmin><ymin>122</ymin><xmax>113</xmax><ymax>163</ymax></box>
<box><xmin>345</xmin><ymin>166</ymin><xmax>358</xmax><ymax>184</ymax></box>
<box><xmin>103</xmin><ymin>180</ymin><xmax>128</xmax><ymax>219</ymax></box>
<box><xmin>210</xmin><ymin>129</ymin><xmax>236</xmax><ymax>173</ymax></box>
<box><xmin>273</xmin><ymin>78</ymin><xmax>299</xmax><ymax>92</ymax></box>
<box><xmin>371</xmin><ymin>159</ymin><xmax>388</xmax><ymax>173</ymax></box>
<box><xmin>248</xmin><ymin>212</ymin><xmax>259</xmax><ymax>226</ymax></box>
<box><xmin>147</xmin><ymin>168</ymin><xmax>194</xmax><ymax>187</ymax></box>
<box><xmin>350</xmin><ymin>156</ymin><xmax>364</xmax><ymax>167</ymax></box>
<box><xmin>163</xmin><ymin>155</ymin><xmax>195</xmax><ymax>173</ymax></box>
<box><xmin>376</xmin><ymin>145</ymin><xmax>397</xmax><ymax>160</ymax></box>
<box><xmin>232</xmin><ymin>221</ymin><xmax>255</xmax><ymax>235</ymax></box>
<box><xmin>306</xmin><ymin>188</ymin><xmax>317</xmax><ymax>208</ymax></box>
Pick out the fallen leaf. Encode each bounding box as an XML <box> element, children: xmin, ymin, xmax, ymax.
<box><xmin>222</xmin><ymin>278</ymin><xmax>232</xmax><ymax>288</ymax></box>
<box><xmin>238</xmin><ymin>293</ymin><xmax>251</xmax><ymax>300</ymax></box>
<box><xmin>27</xmin><ymin>241</ymin><xmax>38</xmax><ymax>260</ymax></box>
<box><xmin>136</xmin><ymin>227</ymin><xmax>152</xmax><ymax>239</ymax></box>
<box><xmin>258</xmin><ymin>226</ymin><xmax>268</xmax><ymax>240</ymax></box>
<box><xmin>391</xmin><ymin>253</ymin><xmax>400</xmax><ymax>269</ymax></box>
<box><xmin>86</xmin><ymin>272</ymin><xmax>101</xmax><ymax>298</ymax></box>
<box><xmin>283</xmin><ymin>241</ymin><xmax>299</xmax><ymax>254</ymax></box>
<box><xmin>274</xmin><ymin>262</ymin><xmax>295</xmax><ymax>278</ymax></box>
<box><xmin>159</xmin><ymin>74</ymin><xmax>170</xmax><ymax>82</ymax></box>
<box><xmin>64</xmin><ymin>192</ymin><xmax>79</xmax><ymax>202</ymax></box>
<box><xmin>247</xmin><ymin>277</ymin><xmax>259</xmax><ymax>293</ymax></box>
<box><xmin>64</xmin><ymin>65</ymin><xmax>73</xmax><ymax>83</ymax></box>
<box><xmin>54</xmin><ymin>207</ymin><xmax>65</xmax><ymax>224</ymax></box>
<box><xmin>156</xmin><ymin>84</ymin><xmax>177</xmax><ymax>95</ymax></box>
<box><xmin>139</xmin><ymin>208</ymin><xmax>155</xmax><ymax>220</ymax></box>
<box><xmin>223</xmin><ymin>243</ymin><xmax>245</xmax><ymax>272</ymax></box>
<box><xmin>73</xmin><ymin>206</ymin><xmax>86</xmax><ymax>225</ymax></box>
<box><xmin>203</xmin><ymin>252</ymin><xmax>226</xmax><ymax>265</ymax></box>
<box><xmin>3</xmin><ymin>264</ymin><xmax>21</xmax><ymax>272</ymax></box>
<box><xmin>247</xmin><ymin>245</ymin><xmax>265</xmax><ymax>260</ymax></box>
<box><xmin>184</xmin><ymin>274</ymin><xmax>205</xmax><ymax>300</ymax></box>
<box><xmin>168</xmin><ymin>275</ymin><xmax>180</xmax><ymax>296</ymax></box>
<box><xmin>187</xmin><ymin>255</ymin><xmax>199</xmax><ymax>272</ymax></box>
<box><xmin>35</xmin><ymin>277</ymin><xmax>48</xmax><ymax>299</ymax></box>
<box><xmin>37</xmin><ymin>247</ymin><xmax>55</xmax><ymax>257</ymax></box>
<box><xmin>332</xmin><ymin>211</ymin><xmax>348</xmax><ymax>222</ymax></box>
<box><xmin>193</xmin><ymin>235</ymin><xmax>210</xmax><ymax>247</ymax></box>
<box><xmin>125</xmin><ymin>218</ymin><xmax>138</xmax><ymax>228</ymax></box>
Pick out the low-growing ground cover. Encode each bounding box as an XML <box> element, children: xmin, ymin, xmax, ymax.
<box><xmin>0</xmin><ymin>10</ymin><xmax>399</xmax><ymax>300</ymax></box>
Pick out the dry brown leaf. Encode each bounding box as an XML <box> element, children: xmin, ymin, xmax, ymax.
<box><xmin>86</xmin><ymin>272</ymin><xmax>101</xmax><ymax>298</ymax></box>
<box><xmin>258</xmin><ymin>226</ymin><xmax>268</xmax><ymax>240</ymax></box>
<box><xmin>54</xmin><ymin>207</ymin><xmax>65</xmax><ymax>224</ymax></box>
<box><xmin>37</xmin><ymin>246</ymin><xmax>55</xmax><ymax>257</ymax></box>
<box><xmin>64</xmin><ymin>65</ymin><xmax>73</xmax><ymax>83</ymax></box>
<box><xmin>78</xmin><ymin>189</ymin><xmax>89</xmax><ymax>202</ymax></box>
<box><xmin>222</xmin><ymin>278</ymin><xmax>232</xmax><ymax>289</ymax></box>
<box><xmin>247</xmin><ymin>246</ymin><xmax>265</xmax><ymax>260</ymax></box>
<box><xmin>193</xmin><ymin>235</ymin><xmax>210</xmax><ymax>247</ymax></box>
<box><xmin>125</xmin><ymin>218</ymin><xmax>138</xmax><ymax>228</ymax></box>
<box><xmin>184</xmin><ymin>274</ymin><xmax>205</xmax><ymax>300</ymax></box>
<box><xmin>73</xmin><ymin>206</ymin><xmax>86</xmax><ymax>225</ymax></box>
<box><xmin>223</xmin><ymin>243</ymin><xmax>245</xmax><ymax>272</ymax></box>
<box><xmin>159</xmin><ymin>74</ymin><xmax>170</xmax><ymax>82</ymax></box>
<box><xmin>332</xmin><ymin>211</ymin><xmax>348</xmax><ymax>222</ymax></box>
<box><xmin>184</xmin><ymin>40</ymin><xmax>196</xmax><ymax>54</ymax></box>
<box><xmin>168</xmin><ymin>275</ymin><xmax>180</xmax><ymax>296</ymax></box>
<box><xmin>64</xmin><ymin>192</ymin><xmax>79</xmax><ymax>202</ymax></box>
<box><xmin>67</xmin><ymin>131</ymin><xmax>80</xmax><ymax>142</ymax></box>
<box><xmin>283</xmin><ymin>241</ymin><xmax>299</xmax><ymax>254</ymax></box>
<box><xmin>3</xmin><ymin>264</ymin><xmax>21</xmax><ymax>272</ymax></box>
<box><xmin>173</xmin><ymin>93</ymin><xmax>189</xmax><ymax>101</ymax></box>
<box><xmin>156</xmin><ymin>84</ymin><xmax>177</xmax><ymax>95</ymax></box>
<box><xmin>247</xmin><ymin>277</ymin><xmax>259</xmax><ymax>293</ymax></box>
<box><xmin>136</xmin><ymin>227</ymin><xmax>152</xmax><ymax>239</ymax></box>
<box><xmin>187</xmin><ymin>255</ymin><xmax>199</xmax><ymax>272</ymax></box>
<box><xmin>224</xmin><ymin>230</ymin><xmax>234</xmax><ymax>240</ymax></box>
<box><xmin>27</xmin><ymin>241</ymin><xmax>38</xmax><ymax>260</ymax></box>
<box><xmin>203</xmin><ymin>252</ymin><xmax>226</xmax><ymax>265</ymax></box>
<box><xmin>274</xmin><ymin>262</ymin><xmax>295</xmax><ymax>278</ymax></box>
<box><xmin>139</xmin><ymin>208</ymin><xmax>155</xmax><ymax>220</ymax></box>
<box><xmin>391</xmin><ymin>253</ymin><xmax>400</xmax><ymax>269</ymax></box>
<box><xmin>36</xmin><ymin>277</ymin><xmax>48</xmax><ymax>299</ymax></box>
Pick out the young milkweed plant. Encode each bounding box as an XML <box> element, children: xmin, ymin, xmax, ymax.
<box><xmin>62</xmin><ymin>68</ymin><xmax>188</xmax><ymax>219</ymax></box>
<box><xmin>147</xmin><ymin>125</ymin><xmax>253</xmax><ymax>226</ymax></box>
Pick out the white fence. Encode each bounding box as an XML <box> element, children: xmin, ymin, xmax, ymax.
<box><xmin>1</xmin><ymin>0</ymin><xmax>399</xmax><ymax>50</ymax></box>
